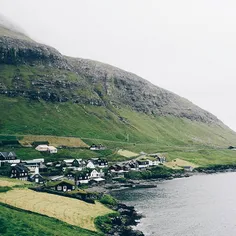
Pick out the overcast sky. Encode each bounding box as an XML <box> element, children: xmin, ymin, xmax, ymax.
<box><xmin>1</xmin><ymin>0</ymin><xmax>236</xmax><ymax>131</ymax></box>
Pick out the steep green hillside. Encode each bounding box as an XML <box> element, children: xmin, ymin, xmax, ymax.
<box><xmin>1</xmin><ymin>95</ymin><xmax>236</xmax><ymax>148</ymax></box>
<box><xmin>0</xmin><ymin>20</ymin><xmax>236</xmax><ymax>166</ymax></box>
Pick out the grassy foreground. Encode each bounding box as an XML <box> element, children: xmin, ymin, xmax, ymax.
<box><xmin>0</xmin><ymin>203</ymin><xmax>102</xmax><ymax>236</ymax></box>
<box><xmin>0</xmin><ymin>188</ymin><xmax>112</xmax><ymax>231</ymax></box>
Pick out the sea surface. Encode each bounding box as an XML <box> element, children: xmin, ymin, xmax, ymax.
<box><xmin>111</xmin><ymin>172</ymin><xmax>236</xmax><ymax>236</ymax></box>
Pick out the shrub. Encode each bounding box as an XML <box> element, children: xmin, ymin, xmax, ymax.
<box><xmin>0</xmin><ymin>186</ymin><xmax>12</xmax><ymax>192</ymax></box>
<box><xmin>95</xmin><ymin>213</ymin><xmax>119</xmax><ymax>233</ymax></box>
<box><xmin>100</xmin><ymin>194</ymin><xmax>117</xmax><ymax>206</ymax></box>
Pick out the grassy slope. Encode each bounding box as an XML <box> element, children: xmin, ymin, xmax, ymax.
<box><xmin>0</xmin><ymin>203</ymin><xmax>101</xmax><ymax>236</ymax></box>
<box><xmin>167</xmin><ymin>149</ymin><xmax>236</xmax><ymax>166</ymax></box>
<box><xmin>1</xmin><ymin>95</ymin><xmax>236</xmax><ymax>147</ymax></box>
<box><xmin>0</xmin><ymin>188</ymin><xmax>112</xmax><ymax>231</ymax></box>
<box><xmin>1</xmin><ymin>63</ymin><xmax>236</xmax><ymax>166</ymax></box>
<box><xmin>1</xmin><ymin>95</ymin><xmax>236</xmax><ymax>165</ymax></box>
<box><xmin>1</xmin><ymin>96</ymin><xmax>236</xmax><ymax>165</ymax></box>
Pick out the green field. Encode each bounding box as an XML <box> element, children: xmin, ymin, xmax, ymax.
<box><xmin>167</xmin><ymin>148</ymin><xmax>236</xmax><ymax>166</ymax></box>
<box><xmin>1</xmin><ymin>95</ymin><xmax>236</xmax><ymax>146</ymax></box>
<box><xmin>0</xmin><ymin>203</ymin><xmax>102</xmax><ymax>236</ymax></box>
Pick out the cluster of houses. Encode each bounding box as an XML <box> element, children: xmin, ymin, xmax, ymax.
<box><xmin>0</xmin><ymin>150</ymin><xmax>168</xmax><ymax>192</ymax></box>
<box><xmin>108</xmin><ymin>156</ymin><xmax>166</xmax><ymax>177</ymax></box>
<box><xmin>0</xmin><ymin>151</ymin><xmax>109</xmax><ymax>186</ymax></box>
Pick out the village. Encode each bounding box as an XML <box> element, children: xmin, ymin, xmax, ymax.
<box><xmin>0</xmin><ymin>141</ymin><xmax>172</xmax><ymax>192</ymax></box>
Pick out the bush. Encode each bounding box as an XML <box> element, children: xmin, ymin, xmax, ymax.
<box><xmin>0</xmin><ymin>163</ymin><xmax>11</xmax><ymax>177</ymax></box>
<box><xmin>125</xmin><ymin>166</ymin><xmax>184</xmax><ymax>180</ymax></box>
<box><xmin>95</xmin><ymin>213</ymin><xmax>119</xmax><ymax>233</ymax></box>
<box><xmin>114</xmin><ymin>177</ymin><xmax>127</xmax><ymax>183</ymax></box>
<box><xmin>100</xmin><ymin>194</ymin><xmax>117</xmax><ymax>206</ymax></box>
<box><xmin>0</xmin><ymin>186</ymin><xmax>12</xmax><ymax>192</ymax></box>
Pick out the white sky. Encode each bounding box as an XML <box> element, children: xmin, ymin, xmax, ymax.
<box><xmin>1</xmin><ymin>0</ymin><xmax>236</xmax><ymax>131</ymax></box>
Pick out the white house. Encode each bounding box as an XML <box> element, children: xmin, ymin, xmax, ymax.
<box><xmin>90</xmin><ymin>169</ymin><xmax>101</xmax><ymax>179</ymax></box>
<box><xmin>29</xmin><ymin>166</ymin><xmax>45</xmax><ymax>183</ymax></box>
<box><xmin>48</xmin><ymin>146</ymin><xmax>57</xmax><ymax>153</ymax></box>
<box><xmin>35</xmin><ymin>145</ymin><xmax>57</xmax><ymax>154</ymax></box>
<box><xmin>86</xmin><ymin>161</ymin><xmax>95</xmax><ymax>169</ymax></box>
<box><xmin>137</xmin><ymin>160</ymin><xmax>149</xmax><ymax>169</ymax></box>
<box><xmin>35</xmin><ymin>145</ymin><xmax>48</xmax><ymax>152</ymax></box>
<box><xmin>148</xmin><ymin>159</ymin><xmax>160</xmax><ymax>166</ymax></box>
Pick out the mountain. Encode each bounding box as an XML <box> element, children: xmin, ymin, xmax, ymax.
<box><xmin>0</xmin><ymin>16</ymin><xmax>236</xmax><ymax>148</ymax></box>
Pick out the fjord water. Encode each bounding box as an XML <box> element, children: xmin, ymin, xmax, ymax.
<box><xmin>111</xmin><ymin>173</ymin><xmax>236</xmax><ymax>236</ymax></box>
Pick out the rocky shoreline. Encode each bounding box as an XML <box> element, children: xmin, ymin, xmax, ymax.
<box><xmin>194</xmin><ymin>165</ymin><xmax>236</xmax><ymax>174</ymax></box>
<box><xmin>106</xmin><ymin>203</ymin><xmax>144</xmax><ymax>236</ymax></box>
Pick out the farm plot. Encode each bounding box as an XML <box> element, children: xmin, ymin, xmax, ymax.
<box><xmin>117</xmin><ymin>149</ymin><xmax>138</xmax><ymax>158</ymax></box>
<box><xmin>0</xmin><ymin>189</ymin><xmax>112</xmax><ymax>231</ymax></box>
<box><xmin>0</xmin><ymin>177</ymin><xmax>31</xmax><ymax>187</ymax></box>
<box><xmin>19</xmin><ymin>135</ymin><xmax>89</xmax><ymax>147</ymax></box>
<box><xmin>164</xmin><ymin>158</ymin><xmax>199</xmax><ymax>169</ymax></box>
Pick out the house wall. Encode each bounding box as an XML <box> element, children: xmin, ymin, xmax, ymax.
<box><xmin>54</xmin><ymin>183</ymin><xmax>75</xmax><ymax>192</ymax></box>
<box><xmin>90</xmin><ymin>170</ymin><xmax>100</xmax><ymax>178</ymax></box>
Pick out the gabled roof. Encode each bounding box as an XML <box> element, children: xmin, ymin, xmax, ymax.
<box><xmin>49</xmin><ymin>175</ymin><xmax>64</xmax><ymax>181</ymax></box>
<box><xmin>30</xmin><ymin>173</ymin><xmax>44</xmax><ymax>179</ymax></box>
<box><xmin>137</xmin><ymin>160</ymin><xmax>149</xmax><ymax>164</ymax></box>
<box><xmin>12</xmin><ymin>164</ymin><xmax>29</xmax><ymax>173</ymax></box>
<box><xmin>23</xmin><ymin>158</ymin><xmax>44</xmax><ymax>164</ymax></box>
<box><xmin>63</xmin><ymin>159</ymin><xmax>75</xmax><ymax>163</ymax></box>
<box><xmin>0</xmin><ymin>152</ymin><xmax>17</xmax><ymax>159</ymax></box>
<box><xmin>8</xmin><ymin>152</ymin><xmax>16</xmax><ymax>157</ymax></box>
<box><xmin>36</xmin><ymin>145</ymin><xmax>48</xmax><ymax>148</ymax></box>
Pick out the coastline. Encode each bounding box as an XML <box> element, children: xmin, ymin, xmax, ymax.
<box><xmin>112</xmin><ymin>171</ymin><xmax>236</xmax><ymax>236</ymax></box>
<box><xmin>87</xmin><ymin>166</ymin><xmax>236</xmax><ymax>235</ymax></box>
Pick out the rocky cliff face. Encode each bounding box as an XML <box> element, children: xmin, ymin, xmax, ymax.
<box><xmin>0</xmin><ymin>24</ymin><xmax>219</xmax><ymax>124</ymax></box>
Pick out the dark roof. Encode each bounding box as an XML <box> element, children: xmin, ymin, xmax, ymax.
<box><xmin>137</xmin><ymin>160</ymin><xmax>149</xmax><ymax>164</ymax></box>
<box><xmin>0</xmin><ymin>152</ymin><xmax>17</xmax><ymax>159</ymax></box>
<box><xmin>47</xmin><ymin>180</ymin><xmax>75</xmax><ymax>187</ymax></box>
<box><xmin>12</xmin><ymin>164</ymin><xmax>29</xmax><ymax>173</ymax></box>
<box><xmin>91</xmin><ymin>158</ymin><xmax>107</xmax><ymax>164</ymax></box>
<box><xmin>29</xmin><ymin>173</ymin><xmax>44</xmax><ymax>180</ymax></box>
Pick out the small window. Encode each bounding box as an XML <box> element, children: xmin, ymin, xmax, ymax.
<box><xmin>57</xmin><ymin>186</ymin><xmax>62</xmax><ymax>191</ymax></box>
